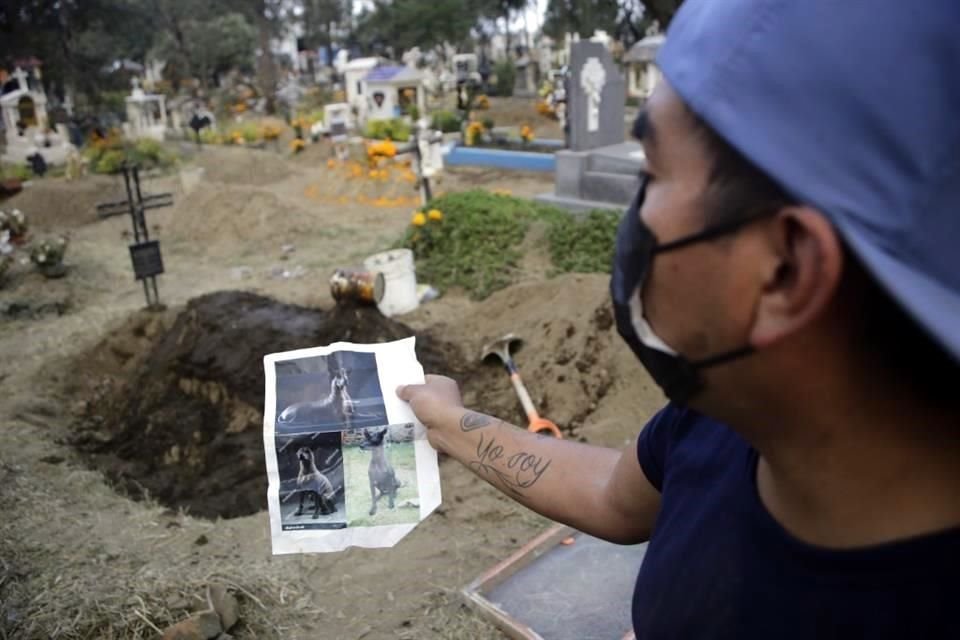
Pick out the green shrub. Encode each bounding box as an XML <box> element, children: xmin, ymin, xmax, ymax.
<box><xmin>363</xmin><ymin>118</ymin><xmax>411</xmax><ymax>142</ymax></box>
<box><xmin>397</xmin><ymin>190</ymin><xmax>620</xmax><ymax>299</ymax></box>
<box><xmin>431</xmin><ymin>110</ymin><xmax>462</xmax><ymax>133</ymax></box>
<box><xmin>541</xmin><ymin>208</ymin><xmax>621</xmax><ymax>274</ymax></box>
<box><xmin>95</xmin><ymin>149</ymin><xmax>127</xmax><ymax>174</ymax></box>
<box><xmin>482</xmin><ymin>117</ymin><xmax>495</xmax><ymax>131</ymax></box>
<box><xmin>0</xmin><ymin>163</ymin><xmax>33</xmax><ymax>181</ymax></box>
<box><xmin>494</xmin><ymin>60</ymin><xmax>516</xmax><ymax>97</ymax></box>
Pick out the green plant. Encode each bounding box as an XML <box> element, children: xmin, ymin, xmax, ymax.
<box><xmin>481</xmin><ymin>117</ymin><xmax>495</xmax><ymax>131</ymax></box>
<box><xmin>396</xmin><ymin>190</ymin><xmax>620</xmax><ymax>299</ymax></box>
<box><xmin>0</xmin><ymin>163</ymin><xmax>33</xmax><ymax>181</ymax></box>
<box><xmin>541</xmin><ymin>208</ymin><xmax>621</xmax><ymax>274</ymax></box>
<box><xmin>363</xmin><ymin>118</ymin><xmax>411</xmax><ymax>142</ymax></box>
<box><xmin>430</xmin><ymin>110</ymin><xmax>462</xmax><ymax>133</ymax></box>
<box><xmin>494</xmin><ymin>59</ymin><xmax>516</xmax><ymax>97</ymax></box>
<box><xmin>95</xmin><ymin>149</ymin><xmax>127</xmax><ymax>174</ymax></box>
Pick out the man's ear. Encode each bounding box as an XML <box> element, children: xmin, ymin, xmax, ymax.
<box><xmin>749</xmin><ymin>208</ymin><xmax>844</xmax><ymax>348</ymax></box>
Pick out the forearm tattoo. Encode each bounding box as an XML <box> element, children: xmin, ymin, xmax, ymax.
<box><xmin>459</xmin><ymin>411</ymin><xmax>495</xmax><ymax>432</ymax></box>
<box><xmin>468</xmin><ymin>432</ymin><xmax>552</xmax><ymax>497</ymax></box>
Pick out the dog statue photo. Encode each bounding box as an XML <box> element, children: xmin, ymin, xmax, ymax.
<box><xmin>293</xmin><ymin>446</ymin><xmax>338</xmax><ymax>518</ymax></box>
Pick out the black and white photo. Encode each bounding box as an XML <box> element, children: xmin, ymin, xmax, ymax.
<box><xmin>274</xmin><ymin>432</ymin><xmax>346</xmax><ymax>530</ymax></box>
<box><xmin>274</xmin><ymin>350</ymin><xmax>387</xmax><ymax>434</ymax></box>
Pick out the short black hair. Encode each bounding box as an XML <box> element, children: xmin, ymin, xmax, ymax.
<box><xmin>689</xmin><ymin>112</ymin><xmax>959</xmax><ymax>411</ymax></box>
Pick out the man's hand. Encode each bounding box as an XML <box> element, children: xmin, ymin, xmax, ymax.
<box><xmin>396</xmin><ymin>375</ymin><xmax>466</xmax><ymax>452</ymax></box>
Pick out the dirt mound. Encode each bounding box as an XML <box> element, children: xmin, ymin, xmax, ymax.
<box><xmin>166</xmin><ymin>185</ymin><xmax>314</xmax><ymax>249</ymax></box>
<box><xmin>442</xmin><ymin>273</ymin><xmax>638</xmax><ymax>437</ymax></box>
<box><xmin>194</xmin><ymin>146</ymin><xmax>294</xmax><ymax>186</ymax></box>
<box><xmin>3</xmin><ymin>175</ymin><xmax>125</xmax><ymax>230</ymax></box>
<box><xmin>70</xmin><ymin>291</ymin><xmax>463</xmax><ymax>519</ymax></box>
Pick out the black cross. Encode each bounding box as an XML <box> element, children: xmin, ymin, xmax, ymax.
<box><xmin>95</xmin><ymin>164</ymin><xmax>172</xmax><ymax>309</ymax></box>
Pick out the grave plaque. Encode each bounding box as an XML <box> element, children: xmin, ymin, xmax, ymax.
<box><xmin>129</xmin><ymin>240</ymin><xmax>165</xmax><ymax>280</ymax></box>
<box><xmin>568</xmin><ymin>42</ymin><xmax>626</xmax><ymax>151</ymax></box>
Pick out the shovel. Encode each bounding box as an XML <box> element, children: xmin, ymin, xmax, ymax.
<box><xmin>481</xmin><ymin>334</ymin><xmax>563</xmax><ymax>439</ymax></box>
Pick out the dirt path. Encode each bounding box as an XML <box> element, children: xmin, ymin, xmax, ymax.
<box><xmin>0</xmin><ymin>146</ymin><xmax>664</xmax><ymax>639</ymax></box>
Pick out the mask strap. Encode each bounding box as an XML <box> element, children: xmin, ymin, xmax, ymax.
<box><xmin>690</xmin><ymin>345</ymin><xmax>755</xmax><ymax>370</ymax></box>
<box><xmin>654</xmin><ymin>210</ymin><xmax>774</xmax><ymax>255</ymax></box>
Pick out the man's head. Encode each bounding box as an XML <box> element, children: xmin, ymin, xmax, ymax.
<box><xmin>614</xmin><ymin>0</ymin><xmax>960</xmax><ymax>428</ymax></box>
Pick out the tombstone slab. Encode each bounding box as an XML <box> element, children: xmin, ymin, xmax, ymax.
<box><xmin>568</xmin><ymin>42</ymin><xmax>626</xmax><ymax>151</ymax></box>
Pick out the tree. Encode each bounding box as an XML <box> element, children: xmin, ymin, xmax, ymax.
<box><xmin>301</xmin><ymin>0</ymin><xmax>352</xmax><ymax>68</ymax></box>
<box><xmin>151</xmin><ymin>12</ymin><xmax>257</xmax><ymax>89</ymax></box>
<box><xmin>542</xmin><ymin>0</ymin><xmax>620</xmax><ymax>41</ymax></box>
<box><xmin>353</xmin><ymin>0</ymin><xmax>482</xmax><ymax>55</ymax></box>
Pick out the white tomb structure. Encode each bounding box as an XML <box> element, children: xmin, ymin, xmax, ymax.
<box><xmin>341</xmin><ymin>57</ymin><xmax>384</xmax><ymax>120</ymax></box>
<box><xmin>624</xmin><ymin>33</ymin><xmax>665</xmax><ymax>100</ymax></box>
<box><xmin>1</xmin><ymin>66</ymin><xmax>73</xmax><ymax>165</ymax></box>
<box><xmin>123</xmin><ymin>78</ymin><xmax>169</xmax><ymax>141</ymax></box>
<box><xmin>362</xmin><ymin>66</ymin><xmax>427</xmax><ymax>122</ymax></box>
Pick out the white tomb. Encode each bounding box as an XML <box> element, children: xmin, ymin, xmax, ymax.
<box><xmin>1</xmin><ymin>66</ymin><xmax>73</xmax><ymax>165</ymax></box>
<box><xmin>362</xmin><ymin>66</ymin><xmax>427</xmax><ymax>123</ymax></box>
<box><xmin>342</xmin><ymin>57</ymin><xmax>385</xmax><ymax>121</ymax></box>
<box><xmin>624</xmin><ymin>34</ymin><xmax>665</xmax><ymax>101</ymax></box>
<box><xmin>123</xmin><ymin>78</ymin><xmax>169</xmax><ymax>141</ymax></box>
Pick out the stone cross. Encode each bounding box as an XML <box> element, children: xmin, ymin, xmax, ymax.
<box><xmin>12</xmin><ymin>67</ymin><xmax>28</xmax><ymax>92</ymax></box>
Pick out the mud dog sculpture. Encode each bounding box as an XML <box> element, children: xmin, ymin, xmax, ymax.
<box><xmin>294</xmin><ymin>447</ymin><xmax>337</xmax><ymax>518</ymax></box>
<box><xmin>364</xmin><ymin>428</ymin><xmax>401</xmax><ymax>516</ymax></box>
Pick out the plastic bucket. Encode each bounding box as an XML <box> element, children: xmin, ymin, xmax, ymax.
<box><xmin>363</xmin><ymin>249</ymin><xmax>419</xmax><ymax>317</ymax></box>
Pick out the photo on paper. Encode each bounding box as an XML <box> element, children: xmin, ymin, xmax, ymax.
<box><xmin>342</xmin><ymin>423</ymin><xmax>421</xmax><ymax>527</ymax></box>
<box><xmin>274</xmin><ymin>350</ymin><xmax>387</xmax><ymax>434</ymax></box>
<box><xmin>274</xmin><ymin>431</ymin><xmax>346</xmax><ymax>530</ymax></box>
<box><xmin>264</xmin><ymin>337</ymin><xmax>442</xmax><ymax>553</ymax></box>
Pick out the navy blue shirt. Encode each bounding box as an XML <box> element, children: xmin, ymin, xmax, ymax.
<box><xmin>633</xmin><ymin>404</ymin><xmax>959</xmax><ymax>639</ymax></box>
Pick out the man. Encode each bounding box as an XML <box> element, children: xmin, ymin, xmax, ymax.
<box><xmin>399</xmin><ymin>1</ymin><xmax>959</xmax><ymax>637</ymax></box>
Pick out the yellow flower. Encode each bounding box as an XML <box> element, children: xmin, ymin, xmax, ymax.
<box><xmin>412</xmin><ymin>212</ymin><xmax>427</xmax><ymax>227</ymax></box>
<box><xmin>427</xmin><ymin>209</ymin><xmax>443</xmax><ymax>222</ymax></box>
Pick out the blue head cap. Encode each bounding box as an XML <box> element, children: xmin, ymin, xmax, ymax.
<box><xmin>658</xmin><ymin>0</ymin><xmax>960</xmax><ymax>362</ymax></box>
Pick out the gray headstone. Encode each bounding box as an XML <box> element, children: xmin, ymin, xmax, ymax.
<box><xmin>568</xmin><ymin>42</ymin><xmax>626</xmax><ymax>151</ymax></box>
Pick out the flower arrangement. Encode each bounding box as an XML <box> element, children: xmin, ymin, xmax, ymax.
<box><xmin>0</xmin><ymin>208</ymin><xmax>28</xmax><ymax>243</ymax></box>
<box><xmin>261</xmin><ymin>124</ymin><xmax>283</xmax><ymax>141</ymax></box>
<box><xmin>475</xmin><ymin>95</ymin><xmax>491</xmax><ymax>110</ymax></box>
<box><xmin>290</xmin><ymin>138</ymin><xmax>306</xmax><ymax>154</ymax></box>
<box><xmin>30</xmin><ymin>234</ymin><xmax>69</xmax><ymax>278</ymax></box>
<box><xmin>536</xmin><ymin>100</ymin><xmax>557</xmax><ymax>120</ymax></box>
<box><xmin>407</xmin><ymin>207</ymin><xmax>445</xmax><ymax>256</ymax></box>
<box><xmin>465</xmin><ymin>121</ymin><xmax>485</xmax><ymax>146</ymax></box>
<box><xmin>367</xmin><ymin>139</ymin><xmax>397</xmax><ymax>167</ymax></box>
<box><xmin>520</xmin><ymin>125</ymin><xmax>535</xmax><ymax>143</ymax></box>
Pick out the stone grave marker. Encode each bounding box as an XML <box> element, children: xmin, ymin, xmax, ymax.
<box><xmin>567</xmin><ymin>41</ymin><xmax>626</xmax><ymax>151</ymax></box>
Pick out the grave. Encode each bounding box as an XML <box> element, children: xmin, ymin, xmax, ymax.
<box><xmin>536</xmin><ymin>42</ymin><xmax>644</xmax><ymax>212</ymax></box>
<box><xmin>123</xmin><ymin>78</ymin><xmax>169</xmax><ymax>141</ymax></box>
<box><xmin>1</xmin><ymin>66</ymin><xmax>74</xmax><ymax>166</ymax></box>
<box><xmin>624</xmin><ymin>33</ymin><xmax>665</xmax><ymax>101</ymax></box>
<box><xmin>362</xmin><ymin>65</ymin><xmax>427</xmax><ymax>122</ymax></box>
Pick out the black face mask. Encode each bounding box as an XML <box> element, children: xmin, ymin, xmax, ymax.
<box><xmin>610</xmin><ymin>177</ymin><xmax>770</xmax><ymax>403</ymax></box>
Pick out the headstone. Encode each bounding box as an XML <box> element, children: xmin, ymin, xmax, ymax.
<box><xmin>567</xmin><ymin>41</ymin><xmax>625</xmax><ymax>151</ymax></box>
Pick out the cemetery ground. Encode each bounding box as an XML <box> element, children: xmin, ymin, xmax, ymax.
<box><xmin>0</xmin><ymin>141</ymin><xmax>665</xmax><ymax>639</ymax></box>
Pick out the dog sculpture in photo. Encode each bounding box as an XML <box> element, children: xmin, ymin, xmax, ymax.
<box><xmin>364</xmin><ymin>427</ymin><xmax>401</xmax><ymax>516</ymax></box>
<box><xmin>294</xmin><ymin>446</ymin><xmax>337</xmax><ymax>518</ymax></box>
<box><xmin>278</xmin><ymin>366</ymin><xmax>356</xmax><ymax>430</ymax></box>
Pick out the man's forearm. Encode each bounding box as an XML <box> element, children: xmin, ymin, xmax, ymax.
<box><xmin>434</xmin><ymin>408</ymin><xmax>648</xmax><ymax>543</ymax></box>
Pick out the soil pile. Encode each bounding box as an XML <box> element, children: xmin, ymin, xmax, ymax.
<box><xmin>70</xmin><ymin>291</ymin><xmax>462</xmax><ymax>519</ymax></box>
<box><xmin>3</xmin><ymin>175</ymin><xmax>124</xmax><ymax>230</ymax></box>
<box><xmin>440</xmin><ymin>273</ymin><xmax>661</xmax><ymax>437</ymax></box>
<box><xmin>166</xmin><ymin>185</ymin><xmax>315</xmax><ymax>249</ymax></box>
<box><xmin>195</xmin><ymin>146</ymin><xmax>294</xmax><ymax>186</ymax></box>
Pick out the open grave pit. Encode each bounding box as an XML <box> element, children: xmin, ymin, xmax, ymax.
<box><xmin>68</xmin><ymin>290</ymin><xmax>468</xmax><ymax>520</ymax></box>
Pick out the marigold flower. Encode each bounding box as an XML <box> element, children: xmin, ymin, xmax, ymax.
<box><xmin>427</xmin><ymin>209</ymin><xmax>443</xmax><ymax>222</ymax></box>
<box><xmin>412</xmin><ymin>212</ymin><xmax>427</xmax><ymax>227</ymax></box>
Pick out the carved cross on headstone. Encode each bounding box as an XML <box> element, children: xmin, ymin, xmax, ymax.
<box><xmin>11</xmin><ymin>67</ymin><xmax>28</xmax><ymax>92</ymax></box>
<box><xmin>580</xmin><ymin>57</ymin><xmax>607</xmax><ymax>133</ymax></box>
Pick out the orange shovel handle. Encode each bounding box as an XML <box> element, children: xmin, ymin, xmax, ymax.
<box><xmin>528</xmin><ymin>415</ymin><xmax>563</xmax><ymax>439</ymax></box>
